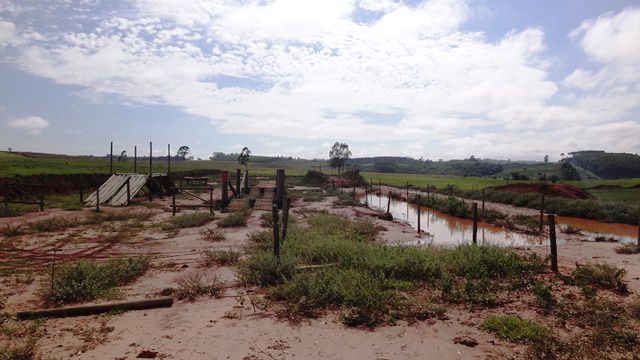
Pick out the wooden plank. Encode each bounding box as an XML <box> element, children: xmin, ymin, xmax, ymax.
<box><xmin>17</xmin><ymin>297</ymin><xmax>173</xmax><ymax>320</ymax></box>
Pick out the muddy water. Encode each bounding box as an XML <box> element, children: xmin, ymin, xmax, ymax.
<box><xmin>361</xmin><ymin>193</ymin><xmax>544</xmax><ymax>246</ymax></box>
<box><xmin>360</xmin><ymin>194</ymin><xmax>639</xmax><ymax>246</ymax></box>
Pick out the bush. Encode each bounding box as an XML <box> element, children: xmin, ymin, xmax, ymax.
<box><xmin>615</xmin><ymin>244</ymin><xmax>640</xmax><ymax>254</ymax></box>
<box><xmin>200</xmin><ymin>228</ymin><xmax>225</xmax><ymax>242</ymax></box>
<box><xmin>300</xmin><ymin>170</ymin><xmax>328</xmax><ymax>186</ymax></box>
<box><xmin>201</xmin><ymin>249</ymin><xmax>241</xmax><ymax>266</ymax></box>
<box><xmin>175</xmin><ymin>273</ymin><xmax>224</xmax><ymax>301</ymax></box>
<box><xmin>217</xmin><ymin>211</ymin><xmax>249</xmax><ymax>228</ymax></box>
<box><xmin>0</xmin><ymin>224</ymin><xmax>24</xmax><ymax>238</ymax></box>
<box><xmin>572</xmin><ymin>263</ymin><xmax>628</xmax><ymax>294</ymax></box>
<box><xmin>42</xmin><ymin>256</ymin><xmax>149</xmax><ymax>305</ymax></box>
<box><xmin>163</xmin><ymin>212</ymin><xmax>214</xmax><ymax>230</ymax></box>
<box><xmin>482</xmin><ymin>315</ymin><xmax>550</xmax><ymax>343</ymax></box>
<box><xmin>532</xmin><ymin>282</ymin><xmax>556</xmax><ymax>310</ymax></box>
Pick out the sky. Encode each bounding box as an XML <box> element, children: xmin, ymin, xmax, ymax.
<box><xmin>0</xmin><ymin>0</ymin><xmax>639</xmax><ymax>161</ymax></box>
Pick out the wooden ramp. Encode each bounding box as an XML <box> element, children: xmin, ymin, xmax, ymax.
<box><xmin>226</xmin><ymin>186</ymin><xmax>274</xmax><ymax>212</ymax></box>
<box><xmin>85</xmin><ymin>174</ymin><xmax>153</xmax><ymax>207</ymax></box>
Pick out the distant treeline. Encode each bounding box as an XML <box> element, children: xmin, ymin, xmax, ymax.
<box><xmin>348</xmin><ymin>156</ymin><xmax>504</xmax><ymax>177</ymax></box>
<box><xmin>568</xmin><ymin>151</ymin><xmax>640</xmax><ymax>179</ymax></box>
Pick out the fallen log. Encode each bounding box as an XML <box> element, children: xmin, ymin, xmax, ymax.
<box><xmin>16</xmin><ymin>296</ymin><xmax>173</xmax><ymax>320</ymax></box>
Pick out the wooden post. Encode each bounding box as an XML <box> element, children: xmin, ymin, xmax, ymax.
<box><xmin>272</xmin><ymin>204</ymin><xmax>280</xmax><ymax>258</ymax></box>
<box><xmin>235</xmin><ymin>169</ymin><xmax>241</xmax><ymax>198</ymax></box>
<box><xmin>352</xmin><ymin>184</ymin><xmax>356</xmax><ymax>197</ymax></box>
<box><xmin>109</xmin><ymin>141</ymin><xmax>113</xmax><ymax>175</ymax></box>
<box><xmin>244</xmin><ymin>170</ymin><xmax>250</xmax><ymax>194</ymax></box>
<box><xmin>378</xmin><ymin>178</ymin><xmax>381</xmax><ymax>194</ymax></box>
<box><xmin>417</xmin><ymin>195</ymin><xmax>421</xmax><ymax>234</ymax></box>
<box><xmin>126</xmin><ymin>178</ymin><xmax>131</xmax><ymax>205</ymax></box>
<box><xmin>149</xmin><ymin>141</ymin><xmax>153</xmax><ymax>176</ymax></box>
<box><xmin>282</xmin><ymin>197</ymin><xmax>290</xmax><ymax>241</ymax></box>
<box><xmin>637</xmin><ymin>202</ymin><xmax>639</xmax><ymax>246</ymax></box>
<box><xmin>472</xmin><ymin>202</ymin><xmax>478</xmax><ymax>245</ymax></box>
<box><xmin>221</xmin><ymin>171</ymin><xmax>229</xmax><ymax>205</ymax></box>
<box><xmin>481</xmin><ymin>189</ymin><xmax>485</xmax><ymax>216</ymax></box>
<box><xmin>95</xmin><ymin>187</ymin><xmax>100</xmax><ymax>212</ymax></box>
<box><xmin>50</xmin><ymin>249</ymin><xmax>56</xmax><ymax>296</ymax></box>
<box><xmin>548</xmin><ymin>214</ymin><xmax>558</xmax><ymax>272</ymax></box>
<box><xmin>209</xmin><ymin>187</ymin><xmax>213</xmax><ymax>215</ymax></box>
<box><xmin>539</xmin><ymin>194</ymin><xmax>545</xmax><ymax>232</ymax></box>
<box><xmin>172</xmin><ymin>192</ymin><xmax>176</xmax><ymax>216</ymax></box>
<box><xmin>387</xmin><ymin>191</ymin><xmax>391</xmax><ymax>214</ymax></box>
<box><xmin>39</xmin><ymin>183</ymin><xmax>44</xmax><ymax>211</ymax></box>
<box><xmin>167</xmin><ymin>144</ymin><xmax>171</xmax><ymax>176</ymax></box>
<box><xmin>134</xmin><ymin>146</ymin><xmax>137</xmax><ymax>173</ymax></box>
<box><xmin>276</xmin><ymin>169</ymin><xmax>286</xmax><ymax>207</ymax></box>
<box><xmin>406</xmin><ymin>181</ymin><xmax>409</xmax><ymax>199</ymax></box>
<box><xmin>79</xmin><ymin>184</ymin><xmax>83</xmax><ymax>204</ymax></box>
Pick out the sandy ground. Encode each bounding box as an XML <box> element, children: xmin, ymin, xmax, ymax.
<box><xmin>1</xmin><ymin>184</ymin><xmax>639</xmax><ymax>359</ymax></box>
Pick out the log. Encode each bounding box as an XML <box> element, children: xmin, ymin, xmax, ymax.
<box><xmin>17</xmin><ymin>296</ymin><xmax>173</xmax><ymax>320</ymax></box>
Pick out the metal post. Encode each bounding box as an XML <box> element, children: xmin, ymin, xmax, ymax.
<box><xmin>417</xmin><ymin>195</ymin><xmax>421</xmax><ymax>234</ymax></box>
<box><xmin>167</xmin><ymin>144</ymin><xmax>171</xmax><ymax>176</ymax></box>
<box><xmin>236</xmin><ymin>169</ymin><xmax>241</xmax><ymax>198</ymax></box>
<box><xmin>472</xmin><ymin>202</ymin><xmax>478</xmax><ymax>245</ymax></box>
<box><xmin>39</xmin><ymin>183</ymin><xmax>44</xmax><ymax>211</ymax></box>
<box><xmin>109</xmin><ymin>141</ymin><xmax>113</xmax><ymax>175</ymax></box>
<box><xmin>134</xmin><ymin>146</ymin><xmax>137</xmax><ymax>173</ymax></box>
<box><xmin>272</xmin><ymin>204</ymin><xmax>280</xmax><ymax>258</ymax></box>
<box><xmin>209</xmin><ymin>187</ymin><xmax>213</xmax><ymax>215</ymax></box>
<box><xmin>548</xmin><ymin>214</ymin><xmax>558</xmax><ymax>272</ymax></box>
<box><xmin>282</xmin><ymin>197</ymin><xmax>290</xmax><ymax>241</ymax></box>
<box><xmin>96</xmin><ymin>187</ymin><xmax>100</xmax><ymax>212</ymax></box>
<box><xmin>126</xmin><ymin>178</ymin><xmax>130</xmax><ymax>205</ymax></box>
<box><xmin>172</xmin><ymin>192</ymin><xmax>176</xmax><ymax>216</ymax></box>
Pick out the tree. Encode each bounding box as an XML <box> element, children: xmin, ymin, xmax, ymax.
<box><xmin>118</xmin><ymin>150</ymin><xmax>127</xmax><ymax>162</ymax></box>
<box><xmin>329</xmin><ymin>142</ymin><xmax>351</xmax><ymax>173</ymax></box>
<box><xmin>238</xmin><ymin>147</ymin><xmax>251</xmax><ymax>170</ymax></box>
<box><xmin>544</xmin><ymin>155</ymin><xmax>549</xmax><ymax>164</ymax></box>
<box><xmin>177</xmin><ymin>146</ymin><xmax>190</xmax><ymax>160</ymax></box>
<box><xmin>560</xmin><ymin>162</ymin><xmax>581</xmax><ymax>180</ymax></box>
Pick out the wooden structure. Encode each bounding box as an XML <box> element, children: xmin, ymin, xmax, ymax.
<box><xmin>2</xmin><ymin>182</ymin><xmax>44</xmax><ymax>212</ymax></box>
<box><xmin>85</xmin><ymin>173</ymin><xmax>172</xmax><ymax>207</ymax></box>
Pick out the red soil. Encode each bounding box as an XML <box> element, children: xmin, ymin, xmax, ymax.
<box><xmin>495</xmin><ymin>183</ymin><xmax>595</xmax><ymax>200</ymax></box>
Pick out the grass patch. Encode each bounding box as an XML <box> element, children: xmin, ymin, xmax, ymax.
<box><xmin>0</xmin><ymin>225</ymin><xmax>24</xmax><ymax>238</ymax></box>
<box><xmin>572</xmin><ymin>263</ymin><xmax>628</xmax><ymax>294</ymax></box>
<box><xmin>163</xmin><ymin>212</ymin><xmax>214</xmax><ymax>230</ymax></box>
<box><xmin>41</xmin><ymin>256</ymin><xmax>150</xmax><ymax>305</ymax></box>
<box><xmin>28</xmin><ymin>216</ymin><xmax>80</xmax><ymax>232</ymax></box>
<box><xmin>217</xmin><ymin>210</ymin><xmax>249</xmax><ymax>228</ymax></box>
<box><xmin>482</xmin><ymin>315</ymin><xmax>550</xmax><ymax>343</ymax></box>
<box><xmin>201</xmin><ymin>249</ymin><xmax>241</xmax><ymax>266</ymax></box>
<box><xmin>200</xmin><ymin>228</ymin><xmax>225</xmax><ymax>242</ymax></box>
<box><xmin>175</xmin><ymin>273</ymin><xmax>224</xmax><ymax>301</ymax></box>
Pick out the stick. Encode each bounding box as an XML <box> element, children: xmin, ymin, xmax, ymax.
<box><xmin>387</xmin><ymin>191</ymin><xmax>391</xmax><ymax>214</ymax></box>
<box><xmin>548</xmin><ymin>214</ymin><xmax>558</xmax><ymax>272</ymax></box>
<box><xmin>472</xmin><ymin>202</ymin><xmax>478</xmax><ymax>245</ymax></box>
<box><xmin>17</xmin><ymin>297</ymin><xmax>174</xmax><ymax>320</ymax></box>
<box><xmin>539</xmin><ymin>194</ymin><xmax>545</xmax><ymax>233</ymax></box>
<box><xmin>95</xmin><ymin>187</ymin><xmax>100</xmax><ymax>212</ymax></box>
<box><xmin>417</xmin><ymin>195</ymin><xmax>421</xmax><ymax>234</ymax></box>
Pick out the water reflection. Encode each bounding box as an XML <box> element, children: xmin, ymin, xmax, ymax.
<box><xmin>361</xmin><ymin>193</ymin><xmax>544</xmax><ymax>247</ymax></box>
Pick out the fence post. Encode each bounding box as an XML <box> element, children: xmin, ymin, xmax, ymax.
<box><xmin>79</xmin><ymin>184</ymin><xmax>84</xmax><ymax>204</ymax></box>
<box><xmin>406</xmin><ymin>181</ymin><xmax>409</xmax><ymax>199</ymax></box>
<box><xmin>481</xmin><ymin>188</ymin><xmax>485</xmax><ymax>216</ymax></box>
<box><xmin>209</xmin><ymin>187</ymin><xmax>213</xmax><ymax>215</ymax></box>
<box><xmin>548</xmin><ymin>214</ymin><xmax>558</xmax><ymax>272</ymax></box>
<box><xmin>39</xmin><ymin>183</ymin><xmax>44</xmax><ymax>211</ymax></box>
<box><xmin>272</xmin><ymin>204</ymin><xmax>280</xmax><ymax>258</ymax></box>
<box><xmin>282</xmin><ymin>197</ymin><xmax>290</xmax><ymax>241</ymax></box>
<box><xmin>539</xmin><ymin>194</ymin><xmax>545</xmax><ymax>233</ymax></box>
<box><xmin>472</xmin><ymin>202</ymin><xmax>478</xmax><ymax>245</ymax></box>
<box><xmin>167</xmin><ymin>144</ymin><xmax>171</xmax><ymax>176</ymax></box>
<box><xmin>221</xmin><ymin>171</ymin><xmax>229</xmax><ymax>205</ymax></box>
<box><xmin>134</xmin><ymin>145</ymin><xmax>137</xmax><ymax>173</ymax></box>
<box><xmin>149</xmin><ymin>141</ymin><xmax>153</xmax><ymax>176</ymax></box>
<box><xmin>126</xmin><ymin>178</ymin><xmax>131</xmax><ymax>205</ymax></box>
<box><xmin>236</xmin><ymin>169</ymin><xmax>241</xmax><ymax>198</ymax></box>
<box><xmin>96</xmin><ymin>187</ymin><xmax>100</xmax><ymax>212</ymax></box>
<box><xmin>417</xmin><ymin>195</ymin><xmax>421</xmax><ymax>234</ymax></box>
<box><xmin>387</xmin><ymin>191</ymin><xmax>391</xmax><ymax>214</ymax></box>
<box><xmin>378</xmin><ymin>178</ymin><xmax>381</xmax><ymax>194</ymax></box>
<box><xmin>110</xmin><ymin>141</ymin><xmax>113</xmax><ymax>175</ymax></box>
<box><xmin>172</xmin><ymin>192</ymin><xmax>176</xmax><ymax>216</ymax></box>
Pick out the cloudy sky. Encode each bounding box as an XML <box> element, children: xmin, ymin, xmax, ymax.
<box><xmin>1</xmin><ymin>0</ymin><xmax>639</xmax><ymax>161</ymax></box>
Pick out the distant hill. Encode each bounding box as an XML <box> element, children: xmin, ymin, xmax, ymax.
<box><xmin>347</xmin><ymin>156</ymin><xmax>504</xmax><ymax>177</ymax></box>
<box><xmin>567</xmin><ymin>151</ymin><xmax>640</xmax><ymax>179</ymax></box>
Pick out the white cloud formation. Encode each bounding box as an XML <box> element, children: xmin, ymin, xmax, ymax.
<box><xmin>0</xmin><ymin>20</ymin><xmax>17</xmax><ymax>47</ymax></box>
<box><xmin>7</xmin><ymin>116</ymin><xmax>50</xmax><ymax>134</ymax></box>
<box><xmin>1</xmin><ymin>0</ymin><xmax>639</xmax><ymax>159</ymax></box>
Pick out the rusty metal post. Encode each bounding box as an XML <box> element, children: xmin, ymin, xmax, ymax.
<box><xmin>549</xmin><ymin>214</ymin><xmax>558</xmax><ymax>272</ymax></box>
<box><xmin>539</xmin><ymin>194</ymin><xmax>545</xmax><ymax>232</ymax></box>
<box><xmin>272</xmin><ymin>204</ymin><xmax>280</xmax><ymax>258</ymax></box>
<box><xmin>472</xmin><ymin>202</ymin><xmax>478</xmax><ymax>245</ymax></box>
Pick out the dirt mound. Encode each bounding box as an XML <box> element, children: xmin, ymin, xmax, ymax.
<box><xmin>494</xmin><ymin>183</ymin><xmax>595</xmax><ymax>200</ymax></box>
<box><xmin>323</xmin><ymin>170</ymin><xmax>366</xmax><ymax>188</ymax></box>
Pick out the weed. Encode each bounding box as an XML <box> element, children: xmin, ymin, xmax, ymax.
<box><xmin>41</xmin><ymin>256</ymin><xmax>150</xmax><ymax>305</ymax></box>
<box><xmin>163</xmin><ymin>212</ymin><xmax>214</xmax><ymax>230</ymax></box>
<box><xmin>175</xmin><ymin>273</ymin><xmax>224</xmax><ymax>301</ymax></box>
<box><xmin>532</xmin><ymin>282</ymin><xmax>556</xmax><ymax>310</ymax></box>
<box><xmin>560</xmin><ymin>224</ymin><xmax>583</xmax><ymax>235</ymax></box>
<box><xmin>0</xmin><ymin>225</ymin><xmax>24</xmax><ymax>238</ymax></box>
<box><xmin>217</xmin><ymin>211</ymin><xmax>249</xmax><ymax>228</ymax></box>
<box><xmin>201</xmin><ymin>249</ymin><xmax>241</xmax><ymax>266</ymax></box>
<box><xmin>200</xmin><ymin>228</ymin><xmax>225</xmax><ymax>242</ymax></box>
<box><xmin>572</xmin><ymin>263</ymin><xmax>628</xmax><ymax>294</ymax></box>
<box><xmin>482</xmin><ymin>315</ymin><xmax>550</xmax><ymax>343</ymax></box>
<box><xmin>0</xmin><ymin>337</ymin><xmax>38</xmax><ymax>360</ymax></box>
<box><xmin>28</xmin><ymin>216</ymin><xmax>80</xmax><ymax>232</ymax></box>
<box><xmin>259</xmin><ymin>212</ymin><xmax>273</xmax><ymax>228</ymax></box>
<box><xmin>615</xmin><ymin>243</ymin><xmax>640</xmax><ymax>254</ymax></box>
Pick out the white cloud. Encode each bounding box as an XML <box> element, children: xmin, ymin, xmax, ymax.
<box><xmin>1</xmin><ymin>1</ymin><xmax>639</xmax><ymax>158</ymax></box>
<box><xmin>0</xmin><ymin>20</ymin><xmax>17</xmax><ymax>47</ymax></box>
<box><xmin>7</xmin><ymin>116</ymin><xmax>50</xmax><ymax>134</ymax></box>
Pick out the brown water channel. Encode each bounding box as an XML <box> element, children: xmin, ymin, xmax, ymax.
<box><xmin>360</xmin><ymin>193</ymin><xmax>637</xmax><ymax>246</ymax></box>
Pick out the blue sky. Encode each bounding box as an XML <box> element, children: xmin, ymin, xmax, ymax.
<box><xmin>1</xmin><ymin>0</ymin><xmax>639</xmax><ymax>161</ymax></box>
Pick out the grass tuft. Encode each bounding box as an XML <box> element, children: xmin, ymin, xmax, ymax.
<box><xmin>482</xmin><ymin>315</ymin><xmax>550</xmax><ymax>343</ymax></box>
<box><xmin>572</xmin><ymin>263</ymin><xmax>628</xmax><ymax>294</ymax></box>
<box><xmin>615</xmin><ymin>243</ymin><xmax>640</xmax><ymax>254</ymax></box>
<box><xmin>201</xmin><ymin>249</ymin><xmax>241</xmax><ymax>266</ymax></box>
<box><xmin>163</xmin><ymin>212</ymin><xmax>214</xmax><ymax>230</ymax></box>
<box><xmin>200</xmin><ymin>228</ymin><xmax>225</xmax><ymax>242</ymax></box>
<box><xmin>217</xmin><ymin>210</ymin><xmax>249</xmax><ymax>228</ymax></box>
<box><xmin>175</xmin><ymin>273</ymin><xmax>224</xmax><ymax>301</ymax></box>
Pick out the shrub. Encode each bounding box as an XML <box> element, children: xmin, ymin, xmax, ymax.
<box><xmin>572</xmin><ymin>263</ymin><xmax>628</xmax><ymax>294</ymax></box>
<box><xmin>0</xmin><ymin>225</ymin><xmax>24</xmax><ymax>238</ymax></box>
<box><xmin>532</xmin><ymin>282</ymin><xmax>556</xmax><ymax>310</ymax></box>
<box><xmin>615</xmin><ymin>244</ymin><xmax>640</xmax><ymax>254</ymax></box>
<box><xmin>42</xmin><ymin>256</ymin><xmax>149</xmax><ymax>305</ymax></box>
<box><xmin>560</xmin><ymin>224</ymin><xmax>583</xmax><ymax>235</ymax></box>
<box><xmin>163</xmin><ymin>212</ymin><xmax>214</xmax><ymax>230</ymax></box>
<box><xmin>28</xmin><ymin>216</ymin><xmax>80</xmax><ymax>232</ymax></box>
<box><xmin>482</xmin><ymin>315</ymin><xmax>550</xmax><ymax>343</ymax></box>
<box><xmin>260</xmin><ymin>212</ymin><xmax>273</xmax><ymax>228</ymax></box>
<box><xmin>200</xmin><ymin>228</ymin><xmax>225</xmax><ymax>242</ymax></box>
<box><xmin>175</xmin><ymin>273</ymin><xmax>224</xmax><ymax>301</ymax></box>
<box><xmin>201</xmin><ymin>249</ymin><xmax>241</xmax><ymax>266</ymax></box>
<box><xmin>217</xmin><ymin>211</ymin><xmax>249</xmax><ymax>228</ymax></box>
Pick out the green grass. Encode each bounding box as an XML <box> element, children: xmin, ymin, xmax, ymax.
<box><xmin>482</xmin><ymin>315</ymin><xmax>550</xmax><ymax>343</ymax></box>
<box><xmin>163</xmin><ymin>212</ymin><xmax>214</xmax><ymax>230</ymax></box>
<box><xmin>201</xmin><ymin>248</ymin><xmax>241</xmax><ymax>266</ymax></box>
<box><xmin>175</xmin><ymin>273</ymin><xmax>224</xmax><ymax>301</ymax></box>
<box><xmin>572</xmin><ymin>263</ymin><xmax>628</xmax><ymax>294</ymax></box>
<box><xmin>217</xmin><ymin>210</ymin><xmax>250</xmax><ymax>228</ymax></box>
<box><xmin>588</xmin><ymin>188</ymin><xmax>640</xmax><ymax>204</ymax></box>
<box><xmin>42</xmin><ymin>256</ymin><xmax>150</xmax><ymax>305</ymax></box>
